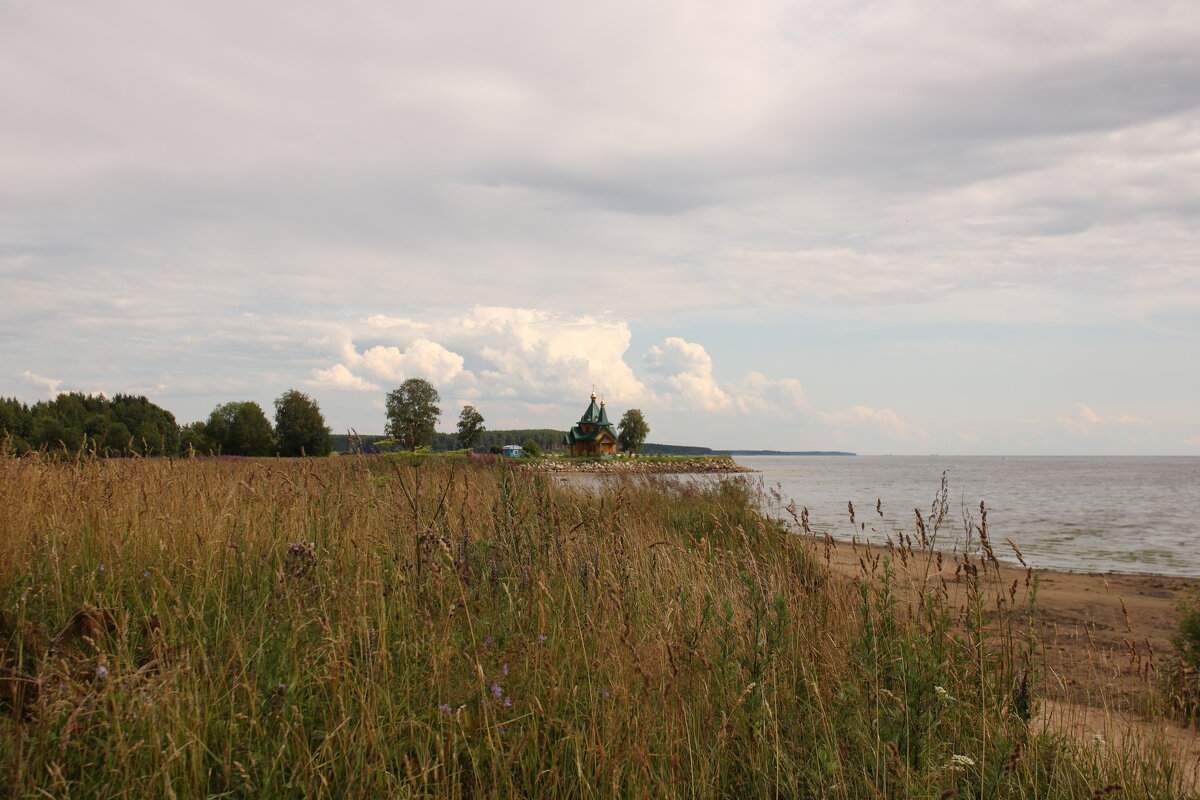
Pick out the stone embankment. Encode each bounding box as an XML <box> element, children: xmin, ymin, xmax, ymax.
<box><xmin>518</xmin><ymin>458</ymin><xmax>754</xmax><ymax>475</ymax></box>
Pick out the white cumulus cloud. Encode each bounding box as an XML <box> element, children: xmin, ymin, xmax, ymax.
<box><xmin>307</xmin><ymin>364</ymin><xmax>381</xmax><ymax>392</ymax></box>
<box><xmin>358</xmin><ymin>339</ymin><xmax>467</xmax><ymax>385</ymax></box>
<box><xmin>1058</xmin><ymin>403</ymin><xmax>1150</xmax><ymax>434</ymax></box>
<box><xmin>730</xmin><ymin>372</ymin><xmax>808</xmax><ymax>416</ymax></box>
<box><xmin>643</xmin><ymin>337</ymin><xmax>732</xmax><ymax>411</ymax></box>
<box><xmin>822</xmin><ymin>405</ymin><xmax>914</xmax><ymax>439</ymax></box>
<box><xmin>17</xmin><ymin>369</ymin><xmax>62</xmax><ymax>398</ymax></box>
<box><xmin>318</xmin><ymin>306</ymin><xmax>647</xmax><ymax>405</ymax></box>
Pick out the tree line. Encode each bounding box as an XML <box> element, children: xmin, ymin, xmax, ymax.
<box><xmin>0</xmin><ymin>377</ymin><xmax>650</xmax><ymax>457</ymax></box>
<box><xmin>332</xmin><ymin>430</ymin><xmax>568</xmax><ymax>455</ymax></box>
<box><xmin>0</xmin><ymin>390</ymin><xmax>332</xmax><ymax>457</ymax></box>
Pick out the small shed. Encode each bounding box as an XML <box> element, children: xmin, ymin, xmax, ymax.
<box><xmin>501</xmin><ymin>444</ymin><xmax>523</xmax><ymax>458</ymax></box>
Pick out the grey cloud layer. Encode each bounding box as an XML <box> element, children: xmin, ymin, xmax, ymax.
<box><xmin>2</xmin><ymin>0</ymin><xmax>1197</xmax><ymax>452</ymax></box>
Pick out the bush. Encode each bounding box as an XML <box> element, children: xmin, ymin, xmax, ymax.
<box><xmin>1165</xmin><ymin>592</ymin><xmax>1200</xmax><ymax>719</ymax></box>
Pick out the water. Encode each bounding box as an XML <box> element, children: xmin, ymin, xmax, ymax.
<box><xmin>738</xmin><ymin>455</ymin><xmax>1200</xmax><ymax>577</ymax></box>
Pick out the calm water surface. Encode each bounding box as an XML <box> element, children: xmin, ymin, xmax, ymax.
<box><xmin>739</xmin><ymin>455</ymin><xmax>1200</xmax><ymax>577</ymax></box>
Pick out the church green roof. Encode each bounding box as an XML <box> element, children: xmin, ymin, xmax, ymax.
<box><xmin>578</xmin><ymin>393</ymin><xmax>603</xmax><ymax>424</ymax></box>
<box><xmin>564</xmin><ymin>392</ymin><xmax>617</xmax><ymax>446</ymax></box>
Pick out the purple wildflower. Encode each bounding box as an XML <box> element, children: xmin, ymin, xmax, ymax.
<box><xmin>483</xmin><ymin>636</ymin><xmax>494</xmax><ymax>648</ymax></box>
<box><xmin>537</xmin><ymin>634</ymin><xmax>547</xmax><ymax>645</ymax></box>
<box><xmin>503</xmin><ymin>697</ymin><xmax>513</xmax><ymax>707</ymax></box>
<box><xmin>284</xmin><ymin>542</ymin><xmax>318</xmax><ymax>579</ymax></box>
<box><xmin>96</xmin><ymin>664</ymin><xmax>109</xmax><ymax>680</ymax></box>
<box><xmin>490</xmin><ymin>683</ymin><xmax>503</xmax><ymax>698</ymax></box>
<box><xmin>438</xmin><ymin>703</ymin><xmax>453</xmax><ymax>714</ymax></box>
<box><xmin>502</xmin><ymin>663</ymin><xmax>509</xmax><ymax>676</ymax></box>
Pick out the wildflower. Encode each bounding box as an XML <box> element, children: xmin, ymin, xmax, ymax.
<box><xmin>438</xmin><ymin>703</ymin><xmax>453</xmax><ymax>714</ymax></box>
<box><xmin>600</xmin><ymin>689</ymin><xmax>611</xmax><ymax>699</ymax></box>
<box><xmin>502</xmin><ymin>663</ymin><xmax>509</xmax><ymax>677</ymax></box>
<box><xmin>1092</xmin><ymin>733</ymin><xmax>1106</xmax><ymax>745</ymax></box>
<box><xmin>483</xmin><ymin>636</ymin><xmax>494</xmax><ymax>648</ymax></box>
<box><xmin>142</xmin><ymin>569</ymin><xmax>151</xmax><ymax>578</ymax></box>
<box><xmin>98</xmin><ymin>564</ymin><xmax>106</xmax><ymax>573</ymax></box>
<box><xmin>503</xmin><ymin>697</ymin><xmax>513</xmax><ymax>707</ymax></box>
<box><xmin>96</xmin><ymin>664</ymin><xmax>109</xmax><ymax>680</ymax></box>
<box><xmin>284</xmin><ymin>542</ymin><xmax>317</xmax><ymax>579</ymax></box>
<box><xmin>934</xmin><ymin>685</ymin><xmax>953</xmax><ymax>702</ymax></box>
<box><xmin>537</xmin><ymin>634</ymin><xmax>547</xmax><ymax>644</ymax></box>
<box><xmin>490</xmin><ymin>683</ymin><xmax>503</xmax><ymax>698</ymax></box>
<box><xmin>277</xmin><ymin>683</ymin><xmax>287</xmax><ymax>695</ymax></box>
<box><xmin>946</xmin><ymin>754</ymin><xmax>975</xmax><ymax>772</ymax></box>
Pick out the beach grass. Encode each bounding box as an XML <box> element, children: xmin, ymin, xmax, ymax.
<box><xmin>0</xmin><ymin>452</ymin><xmax>1191</xmax><ymax>798</ymax></box>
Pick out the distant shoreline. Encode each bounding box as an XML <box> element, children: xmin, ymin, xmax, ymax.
<box><xmin>641</xmin><ymin>443</ymin><xmax>856</xmax><ymax>457</ymax></box>
<box><xmin>521</xmin><ymin>457</ymin><xmax>755</xmax><ymax>475</ymax></box>
<box><xmin>713</xmin><ymin>450</ymin><xmax>856</xmax><ymax>456</ymax></box>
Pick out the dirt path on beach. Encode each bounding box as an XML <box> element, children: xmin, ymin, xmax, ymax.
<box><xmin>809</xmin><ymin>535</ymin><xmax>1200</xmax><ymax>788</ymax></box>
<box><xmin>809</xmin><ymin>535</ymin><xmax>1199</xmax><ymax>707</ymax></box>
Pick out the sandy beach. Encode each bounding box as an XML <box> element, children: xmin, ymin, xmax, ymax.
<box><xmin>812</xmin><ymin>534</ymin><xmax>1200</xmax><ymax>785</ymax></box>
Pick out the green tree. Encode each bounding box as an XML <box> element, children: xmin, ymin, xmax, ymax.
<box><xmin>385</xmin><ymin>379</ymin><xmax>441</xmax><ymax>451</ymax></box>
<box><xmin>0</xmin><ymin>398</ymin><xmax>34</xmax><ymax>453</ymax></box>
<box><xmin>178</xmin><ymin>421</ymin><xmax>207</xmax><ymax>456</ymax></box>
<box><xmin>203</xmin><ymin>401</ymin><xmax>276</xmax><ymax>456</ymax></box>
<box><xmin>521</xmin><ymin>438</ymin><xmax>543</xmax><ymax>457</ymax></box>
<box><xmin>455</xmin><ymin>404</ymin><xmax>486</xmax><ymax>450</ymax></box>
<box><xmin>274</xmin><ymin>389</ymin><xmax>332</xmax><ymax>457</ymax></box>
<box><xmin>102</xmin><ymin>421</ymin><xmax>133</xmax><ymax>453</ymax></box>
<box><xmin>111</xmin><ymin>394</ymin><xmax>179</xmax><ymax>455</ymax></box>
<box><xmin>1</xmin><ymin>393</ymin><xmax>179</xmax><ymax>456</ymax></box>
<box><xmin>31</xmin><ymin>412</ymin><xmax>79</xmax><ymax>452</ymax></box>
<box><xmin>617</xmin><ymin>408</ymin><xmax>650</xmax><ymax>454</ymax></box>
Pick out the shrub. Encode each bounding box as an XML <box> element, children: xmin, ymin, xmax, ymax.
<box><xmin>1164</xmin><ymin>592</ymin><xmax>1200</xmax><ymax>720</ymax></box>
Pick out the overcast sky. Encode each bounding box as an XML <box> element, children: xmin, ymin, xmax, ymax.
<box><xmin>2</xmin><ymin>0</ymin><xmax>1198</xmax><ymax>454</ymax></box>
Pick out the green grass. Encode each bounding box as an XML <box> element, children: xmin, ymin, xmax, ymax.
<box><xmin>0</xmin><ymin>454</ymin><xmax>1190</xmax><ymax>798</ymax></box>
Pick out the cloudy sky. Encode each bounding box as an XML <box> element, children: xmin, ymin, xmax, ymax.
<box><xmin>2</xmin><ymin>0</ymin><xmax>1198</xmax><ymax>454</ymax></box>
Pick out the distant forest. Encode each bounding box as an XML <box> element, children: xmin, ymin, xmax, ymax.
<box><xmin>1</xmin><ymin>393</ymin><xmax>179</xmax><ymax>456</ymax></box>
<box><xmin>0</xmin><ymin>392</ymin><xmax>329</xmax><ymax>457</ymax></box>
<box><xmin>332</xmin><ymin>429</ymin><xmax>569</xmax><ymax>454</ymax></box>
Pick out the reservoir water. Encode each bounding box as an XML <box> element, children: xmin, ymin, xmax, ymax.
<box><xmin>737</xmin><ymin>455</ymin><xmax>1200</xmax><ymax>578</ymax></box>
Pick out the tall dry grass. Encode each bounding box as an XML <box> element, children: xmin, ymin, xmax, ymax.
<box><xmin>0</xmin><ymin>452</ymin><xmax>1189</xmax><ymax>798</ymax></box>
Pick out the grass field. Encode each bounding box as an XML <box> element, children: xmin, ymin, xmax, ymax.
<box><xmin>0</xmin><ymin>453</ymin><xmax>1190</xmax><ymax>798</ymax></box>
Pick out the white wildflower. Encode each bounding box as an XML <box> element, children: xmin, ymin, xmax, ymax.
<box><xmin>934</xmin><ymin>685</ymin><xmax>953</xmax><ymax>702</ymax></box>
<box><xmin>946</xmin><ymin>754</ymin><xmax>975</xmax><ymax>772</ymax></box>
<box><xmin>1092</xmin><ymin>733</ymin><xmax>1106</xmax><ymax>745</ymax></box>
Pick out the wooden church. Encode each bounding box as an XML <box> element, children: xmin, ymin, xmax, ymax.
<box><xmin>565</xmin><ymin>392</ymin><xmax>618</xmax><ymax>456</ymax></box>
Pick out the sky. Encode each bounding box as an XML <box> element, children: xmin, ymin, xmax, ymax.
<box><xmin>2</xmin><ymin>0</ymin><xmax>1198</xmax><ymax>454</ymax></box>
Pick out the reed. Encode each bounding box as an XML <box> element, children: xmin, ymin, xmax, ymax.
<box><xmin>0</xmin><ymin>453</ymin><xmax>1189</xmax><ymax>798</ymax></box>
